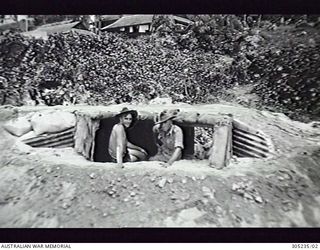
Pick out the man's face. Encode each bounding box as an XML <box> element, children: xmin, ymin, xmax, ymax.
<box><xmin>160</xmin><ymin>119</ymin><xmax>172</xmax><ymax>132</ymax></box>
<box><xmin>120</xmin><ymin>113</ymin><xmax>133</xmax><ymax>128</ymax></box>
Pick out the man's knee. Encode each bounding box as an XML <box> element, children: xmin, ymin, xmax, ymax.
<box><xmin>129</xmin><ymin>155</ymin><xmax>138</xmax><ymax>162</ymax></box>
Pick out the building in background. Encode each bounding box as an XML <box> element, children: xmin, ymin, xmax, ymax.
<box><xmin>21</xmin><ymin>20</ymin><xmax>94</xmax><ymax>39</ymax></box>
<box><xmin>101</xmin><ymin>15</ymin><xmax>194</xmax><ymax>35</ymax></box>
<box><xmin>0</xmin><ymin>15</ymin><xmax>35</xmax><ymax>33</ymax></box>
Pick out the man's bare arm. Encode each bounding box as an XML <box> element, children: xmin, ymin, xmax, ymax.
<box><xmin>167</xmin><ymin>147</ymin><xmax>182</xmax><ymax>166</ymax></box>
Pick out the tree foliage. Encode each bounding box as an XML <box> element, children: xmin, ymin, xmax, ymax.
<box><xmin>0</xmin><ymin>15</ymin><xmax>319</xmax><ymax>120</ymax></box>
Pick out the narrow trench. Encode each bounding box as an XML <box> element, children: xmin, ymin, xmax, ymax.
<box><xmin>20</xmin><ymin>114</ymin><xmax>273</xmax><ymax>163</ymax></box>
<box><xmin>93</xmin><ymin>118</ymin><xmax>195</xmax><ymax>163</ymax></box>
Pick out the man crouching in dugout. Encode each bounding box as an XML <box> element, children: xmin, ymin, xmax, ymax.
<box><xmin>149</xmin><ymin>110</ymin><xmax>184</xmax><ymax>168</ymax></box>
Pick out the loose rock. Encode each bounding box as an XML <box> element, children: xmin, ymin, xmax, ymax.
<box><xmin>167</xmin><ymin>178</ymin><xmax>173</xmax><ymax>184</ymax></box>
<box><xmin>89</xmin><ymin>173</ymin><xmax>96</xmax><ymax>179</ymax></box>
<box><xmin>202</xmin><ymin>186</ymin><xmax>215</xmax><ymax>199</ymax></box>
<box><xmin>158</xmin><ymin>178</ymin><xmax>167</xmax><ymax>188</ymax></box>
<box><xmin>244</xmin><ymin>193</ymin><xmax>253</xmax><ymax>200</ymax></box>
<box><xmin>62</xmin><ymin>202</ymin><xmax>70</xmax><ymax>209</ymax></box>
<box><xmin>181</xmin><ymin>193</ymin><xmax>191</xmax><ymax>201</ymax></box>
<box><xmin>130</xmin><ymin>191</ymin><xmax>136</xmax><ymax>197</ymax></box>
<box><xmin>255</xmin><ymin>196</ymin><xmax>263</xmax><ymax>203</ymax></box>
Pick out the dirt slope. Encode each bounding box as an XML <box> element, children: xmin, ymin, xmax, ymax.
<box><xmin>0</xmin><ymin>103</ymin><xmax>320</xmax><ymax>227</ymax></box>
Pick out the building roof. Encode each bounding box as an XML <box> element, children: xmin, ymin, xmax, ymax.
<box><xmin>36</xmin><ymin>21</ymin><xmax>81</xmax><ymax>34</ymax></box>
<box><xmin>171</xmin><ymin>16</ymin><xmax>194</xmax><ymax>25</ymax></box>
<box><xmin>39</xmin><ymin>20</ymin><xmax>74</xmax><ymax>28</ymax></box>
<box><xmin>0</xmin><ymin>21</ymin><xmax>18</xmax><ymax>32</ymax></box>
<box><xmin>22</xmin><ymin>27</ymin><xmax>96</xmax><ymax>39</ymax></box>
<box><xmin>102</xmin><ymin>15</ymin><xmax>154</xmax><ymax>30</ymax></box>
<box><xmin>102</xmin><ymin>15</ymin><xmax>194</xmax><ymax>31</ymax></box>
<box><xmin>100</xmin><ymin>15</ymin><xmax>122</xmax><ymax>21</ymax></box>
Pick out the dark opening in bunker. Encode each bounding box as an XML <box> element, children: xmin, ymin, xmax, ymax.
<box><xmin>93</xmin><ymin>118</ymin><xmax>196</xmax><ymax>163</ymax></box>
<box><xmin>16</xmin><ymin>109</ymin><xmax>274</xmax><ymax>169</ymax></box>
<box><xmin>70</xmin><ymin>110</ymin><xmax>274</xmax><ymax>168</ymax></box>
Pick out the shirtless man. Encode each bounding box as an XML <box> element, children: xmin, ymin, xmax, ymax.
<box><xmin>108</xmin><ymin>107</ymin><xmax>147</xmax><ymax>168</ymax></box>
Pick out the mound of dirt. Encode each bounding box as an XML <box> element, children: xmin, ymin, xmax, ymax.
<box><xmin>0</xmin><ymin>103</ymin><xmax>320</xmax><ymax>227</ymax></box>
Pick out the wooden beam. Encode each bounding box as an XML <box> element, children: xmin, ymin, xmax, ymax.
<box><xmin>226</xmin><ymin>120</ymin><xmax>233</xmax><ymax>165</ymax></box>
<box><xmin>209</xmin><ymin>119</ymin><xmax>233</xmax><ymax>169</ymax></box>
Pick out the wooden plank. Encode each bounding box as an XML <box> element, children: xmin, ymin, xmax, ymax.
<box><xmin>138</xmin><ymin>111</ymin><xmax>155</xmax><ymax>121</ymax></box>
<box><xmin>175</xmin><ymin>122</ymin><xmax>214</xmax><ymax>128</ymax></box>
<box><xmin>90</xmin><ymin>119</ymin><xmax>100</xmax><ymax>161</ymax></box>
<box><xmin>197</xmin><ymin>115</ymin><xmax>233</xmax><ymax>127</ymax></box>
<box><xmin>210</xmin><ymin>121</ymin><xmax>233</xmax><ymax>169</ymax></box>
<box><xmin>226</xmin><ymin>122</ymin><xmax>233</xmax><ymax>165</ymax></box>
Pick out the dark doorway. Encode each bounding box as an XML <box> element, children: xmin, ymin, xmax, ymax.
<box><xmin>175</xmin><ymin>122</ymin><xmax>195</xmax><ymax>159</ymax></box>
<box><xmin>93</xmin><ymin>118</ymin><xmax>195</xmax><ymax>162</ymax></box>
<box><xmin>93</xmin><ymin>118</ymin><xmax>158</xmax><ymax>162</ymax></box>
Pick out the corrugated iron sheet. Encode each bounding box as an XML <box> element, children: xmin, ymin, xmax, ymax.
<box><xmin>22</xmin><ymin>127</ymin><xmax>75</xmax><ymax>148</ymax></box>
<box><xmin>232</xmin><ymin>125</ymin><xmax>272</xmax><ymax>158</ymax></box>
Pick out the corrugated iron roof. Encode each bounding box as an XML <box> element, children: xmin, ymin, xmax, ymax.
<box><xmin>36</xmin><ymin>21</ymin><xmax>80</xmax><ymax>34</ymax></box>
<box><xmin>22</xmin><ymin>127</ymin><xmax>75</xmax><ymax>148</ymax></box>
<box><xmin>21</xmin><ymin>26</ymin><xmax>95</xmax><ymax>39</ymax></box>
<box><xmin>171</xmin><ymin>16</ymin><xmax>194</xmax><ymax>25</ymax></box>
<box><xmin>100</xmin><ymin>15</ymin><xmax>122</xmax><ymax>21</ymax></box>
<box><xmin>39</xmin><ymin>20</ymin><xmax>74</xmax><ymax>28</ymax></box>
<box><xmin>102</xmin><ymin>15</ymin><xmax>194</xmax><ymax>31</ymax></box>
<box><xmin>0</xmin><ymin>21</ymin><xmax>19</xmax><ymax>32</ymax></box>
<box><xmin>102</xmin><ymin>15</ymin><xmax>154</xmax><ymax>30</ymax></box>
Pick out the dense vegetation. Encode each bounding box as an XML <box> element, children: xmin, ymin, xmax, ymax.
<box><xmin>0</xmin><ymin>15</ymin><xmax>319</xmax><ymax>121</ymax></box>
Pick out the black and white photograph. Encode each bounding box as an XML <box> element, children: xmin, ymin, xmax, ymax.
<box><xmin>0</xmin><ymin>14</ymin><xmax>320</xmax><ymax>230</ymax></box>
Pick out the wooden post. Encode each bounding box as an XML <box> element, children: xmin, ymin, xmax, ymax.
<box><xmin>257</xmin><ymin>15</ymin><xmax>262</xmax><ymax>28</ymax></box>
<box><xmin>209</xmin><ymin>118</ymin><xmax>233</xmax><ymax>169</ymax></box>
<box><xmin>98</xmin><ymin>16</ymin><xmax>101</xmax><ymax>38</ymax></box>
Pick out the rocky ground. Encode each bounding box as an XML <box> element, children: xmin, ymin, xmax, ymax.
<box><xmin>0</xmin><ymin>102</ymin><xmax>320</xmax><ymax>228</ymax></box>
